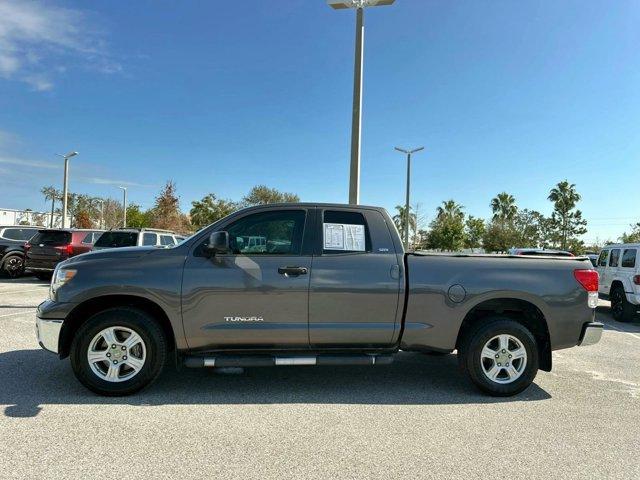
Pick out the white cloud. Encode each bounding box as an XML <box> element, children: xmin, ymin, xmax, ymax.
<box><xmin>78</xmin><ymin>176</ymin><xmax>156</xmax><ymax>188</ymax></box>
<box><xmin>0</xmin><ymin>0</ymin><xmax>120</xmax><ymax>91</ymax></box>
<box><xmin>0</xmin><ymin>155</ymin><xmax>57</xmax><ymax>169</ymax></box>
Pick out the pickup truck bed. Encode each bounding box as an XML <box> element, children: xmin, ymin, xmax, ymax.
<box><xmin>35</xmin><ymin>203</ymin><xmax>602</xmax><ymax>397</ymax></box>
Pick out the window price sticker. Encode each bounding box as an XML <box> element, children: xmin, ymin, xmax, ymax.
<box><xmin>323</xmin><ymin>223</ymin><xmax>365</xmax><ymax>251</ymax></box>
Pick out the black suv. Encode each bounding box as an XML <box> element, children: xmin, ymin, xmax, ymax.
<box><xmin>0</xmin><ymin>226</ymin><xmax>40</xmax><ymax>278</ymax></box>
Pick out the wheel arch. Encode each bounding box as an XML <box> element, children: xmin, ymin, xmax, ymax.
<box><xmin>59</xmin><ymin>294</ymin><xmax>177</xmax><ymax>359</ymax></box>
<box><xmin>455</xmin><ymin>297</ymin><xmax>552</xmax><ymax>372</ymax></box>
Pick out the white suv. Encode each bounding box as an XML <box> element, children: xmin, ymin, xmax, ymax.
<box><xmin>596</xmin><ymin>243</ymin><xmax>640</xmax><ymax>322</ymax></box>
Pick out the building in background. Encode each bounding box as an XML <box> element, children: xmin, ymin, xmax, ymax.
<box><xmin>0</xmin><ymin>208</ymin><xmax>68</xmax><ymax>227</ymax></box>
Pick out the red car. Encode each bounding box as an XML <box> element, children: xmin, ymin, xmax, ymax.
<box><xmin>25</xmin><ymin>229</ymin><xmax>104</xmax><ymax>280</ymax></box>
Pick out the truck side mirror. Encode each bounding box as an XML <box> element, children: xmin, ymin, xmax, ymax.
<box><xmin>205</xmin><ymin>231</ymin><xmax>230</xmax><ymax>256</ymax></box>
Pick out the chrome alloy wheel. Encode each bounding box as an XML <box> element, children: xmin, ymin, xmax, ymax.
<box><xmin>87</xmin><ymin>326</ymin><xmax>147</xmax><ymax>383</ymax></box>
<box><xmin>480</xmin><ymin>334</ymin><xmax>527</xmax><ymax>384</ymax></box>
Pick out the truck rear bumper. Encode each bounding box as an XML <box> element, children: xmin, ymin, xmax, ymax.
<box><xmin>578</xmin><ymin>322</ymin><xmax>603</xmax><ymax>346</ymax></box>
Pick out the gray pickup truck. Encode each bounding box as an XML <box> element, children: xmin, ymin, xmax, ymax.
<box><xmin>36</xmin><ymin>203</ymin><xmax>603</xmax><ymax>397</ymax></box>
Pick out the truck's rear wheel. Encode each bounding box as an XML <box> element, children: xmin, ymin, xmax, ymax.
<box><xmin>459</xmin><ymin>318</ymin><xmax>539</xmax><ymax>396</ymax></box>
<box><xmin>70</xmin><ymin>307</ymin><xmax>167</xmax><ymax>396</ymax></box>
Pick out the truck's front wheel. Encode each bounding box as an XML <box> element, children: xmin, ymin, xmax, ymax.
<box><xmin>70</xmin><ymin>307</ymin><xmax>167</xmax><ymax>396</ymax></box>
<box><xmin>459</xmin><ymin>318</ymin><xmax>539</xmax><ymax>396</ymax></box>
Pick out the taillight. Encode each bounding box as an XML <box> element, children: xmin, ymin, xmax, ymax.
<box><xmin>66</xmin><ymin>244</ymin><xmax>74</xmax><ymax>256</ymax></box>
<box><xmin>633</xmin><ymin>275</ymin><xmax>640</xmax><ymax>285</ymax></box>
<box><xmin>574</xmin><ymin>269</ymin><xmax>598</xmax><ymax>309</ymax></box>
<box><xmin>574</xmin><ymin>269</ymin><xmax>598</xmax><ymax>291</ymax></box>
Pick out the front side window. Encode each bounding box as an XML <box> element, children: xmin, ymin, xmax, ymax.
<box><xmin>621</xmin><ymin>249</ymin><xmax>637</xmax><ymax>268</ymax></box>
<box><xmin>322</xmin><ymin>210</ymin><xmax>371</xmax><ymax>254</ymax></box>
<box><xmin>142</xmin><ymin>233</ymin><xmax>157</xmax><ymax>246</ymax></box>
<box><xmin>597</xmin><ymin>250</ymin><xmax>609</xmax><ymax>267</ymax></box>
<box><xmin>226</xmin><ymin>210</ymin><xmax>306</xmax><ymax>255</ymax></box>
<box><xmin>609</xmin><ymin>249</ymin><xmax>620</xmax><ymax>267</ymax></box>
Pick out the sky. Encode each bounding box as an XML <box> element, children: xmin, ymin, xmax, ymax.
<box><xmin>0</xmin><ymin>0</ymin><xmax>638</xmax><ymax>242</ymax></box>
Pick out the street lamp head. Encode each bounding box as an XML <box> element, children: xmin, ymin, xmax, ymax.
<box><xmin>328</xmin><ymin>0</ymin><xmax>395</xmax><ymax>9</ymax></box>
<box><xmin>395</xmin><ymin>146</ymin><xmax>424</xmax><ymax>154</ymax></box>
<box><xmin>65</xmin><ymin>151</ymin><xmax>78</xmax><ymax>159</ymax></box>
<box><xmin>118</xmin><ymin>186</ymin><xmax>127</xmax><ymax>191</ymax></box>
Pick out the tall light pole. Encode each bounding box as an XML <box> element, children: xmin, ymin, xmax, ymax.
<box><xmin>97</xmin><ymin>199</ymin><xmax>105</xmax><ymax>229</ymax></box>
<box><xmin>59</xmin><ymin>151</ymin><xmax>78</xmax><ymax>228</ymax></box>
<box><xmin>395</xmin><ymin>146</ymin><xmax>424</xmax><ymax>249</ymax></box>
<box><xmin>328</xmin><ymin>0</ymin><xmax>395</xmax><ymax>205</ymax></box>
<box><xmin>118</xmin><ymin>187</ymin><xmax>127</xmax><ymax>228</ymax></box>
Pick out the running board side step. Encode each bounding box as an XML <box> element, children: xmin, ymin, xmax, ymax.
<box><xmin>183</xmin><ymin>354</ymin><xmax>394</xmax><ymax>368</ymax></box>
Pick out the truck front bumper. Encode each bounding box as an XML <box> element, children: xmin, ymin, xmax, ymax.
<box><xmin>578</xmin><ymin>322</ymin><xmax>604</xmax><ymax>346</ymax></box>
<box><xmin>36</xmin><ymin>317</ymin><xmax>63</xmax><ymax>354</ymax></box>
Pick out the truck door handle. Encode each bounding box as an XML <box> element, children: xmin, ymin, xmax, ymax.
<box><xmin>278</xmin><ymin>266</ymin><xmax>308</xmax><ymax>277</ymax></box>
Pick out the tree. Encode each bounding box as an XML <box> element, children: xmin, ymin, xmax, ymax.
<box><xmin>393</xmin><ymin>204</ymin><xmax>417</xmax><ymax>247</ymax></box>
<box><xmin>464</xmin><ymin>216</ymin><xmax>485</xmax><ymax>251</ymax></box>
<box><xmin>242</xmin><ymin>185</ymin><xmax>299</xmax><ymax>206</ymax></box>
<box><xmin>426</xmin><ymin>200</ymin><xmax>466</xmax><ymax>251</ymax></box>
<box><xmin>512</xmin><ymin>209</ymin><xmax>546</xmax><ymax>248</ymax></box>
<box><xmin>547</xmin><ymin>180</ymin><xmax>587</xmax><ymax>250</ymax></box>
<box><xmin>75</xmin><ymin>210</ymin><xmax>93</xmax><ymax>229</ymax></box>
<box><xmin>437</xmin><ymin>200</ymin><xmax>464</xmax><ymax>220</ymax></box>
<box><xmin>126</xmin><ymin>204</ymin><xmax>151</xmax><ymax>228</ymax></box>
<box><xmin>149</xmin><ymin>181</ymin><xmax>188</xmax><ymax>232</ymax></box>
<box><xmin>41</xmin><ymin>186</ymin><xmax>61</xmax><ymax>228</ymax></box>
<box><xmin>490</xmin><ymin>192</ymin><xmax>517</xmax><ymax>222</ymax></box>
<box><xmin>190</xmin><ymin>194</ymin><xmax>239</xmax><ymax>230</ymax></box>
<box><xmin>620</xmin><ymin>223</ymin><xmax>640</xmax><ymax>244</ymax></box>
<box><xmin>482</xmin><ymin>221</ymin><xmax>517</xmax><ymax>253</ymax></box>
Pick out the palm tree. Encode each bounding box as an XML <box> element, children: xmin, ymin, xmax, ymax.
<box><xmin>490</xmin><ymin>192</ymin><xmax>517</xmax><ymax>222</ymax></box>
<box><xmin>393</xmin><ymin>205</ymin><xmax>417</xmax><ymax>246</ymax></box>
<box><xmin>548</xmin><ymin>180</ymin><xmax>583</xmax><ymax>249</ymax></box>
<box><xmin>41</xmin><ymin>186</ymin><xmax>61</xmax><ymax>228</ymax></box>
<box><xmin>436</xmin><ymin>200</ymin><xmax>464</xmax><ymax>220</ymax></box>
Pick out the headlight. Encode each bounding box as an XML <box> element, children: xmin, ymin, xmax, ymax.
<box><xmin>50</xmin><ymin>267</ymin><xmax>77</xmax><ymax>298</ymax></box>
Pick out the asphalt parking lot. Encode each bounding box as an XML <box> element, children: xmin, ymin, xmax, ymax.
<box><xmin>1</xmin><ymin>277</ymin><xmax>639</xmax><ymax>480</ymax></box>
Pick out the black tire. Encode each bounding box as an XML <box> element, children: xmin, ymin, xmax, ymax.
<box><xmin>2</xmin><ymin>254</ymin><xmax>25</xmax><ymax>278</ymax></box>
<box><xmin>35</xmin><ymin>272</ymin><xmax>52</xmax><ymax>281</ymax></box>
<box><xmin>458</xmin><ymin>318</ymin><xmax>539</xmax><ymax>396</ymax></box>
<box><xmin>70</xmin><ymin>307</ymin><xmax>167</xmax><ymax>396</ymax></box>
<box><xmin>610</xmin><ymin>286</ymin><xmax>636</xmax><ymax>323</ymax></box>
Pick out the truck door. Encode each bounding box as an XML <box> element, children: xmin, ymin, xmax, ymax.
<box><xmin>181</xmin><ymin>207</ymin><xmax>314</xmax><ymax>350</ymax></box>
<box><xmin>308</xmin><ymin>207</ymin><xmax>403</xmax><ymax>347</ymax></box>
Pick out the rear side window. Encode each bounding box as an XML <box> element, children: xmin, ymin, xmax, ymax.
<box><xmin>94</xmin><ymin>231</ymin><xmax>138</xmax><ymax>248</ymax></box>
<box><xmin>322</xmin><ymin>210</ymin><xmax>371</xmax><ymax>254</ymax></box>
<box><xmin>160</xmin><ymin>235</ymin><xmax>175</xmax><ymax>246</ymax></box>
<box><xmin>31</xmin><ymin>231</ymin><xmax>71</xmax><ymax>245</ymax></box>
<box><xmin>621</xmin><ymin>249</ymin><xmax>637</xmax><ymax>268</ymax></box>
<box><xmin>597</xmin><ymin>250</ymin><xmax>609</xmax><ymax>267</ymax></box>
<box><xmin>2</xmin><ymin>228</ymin><xmax>37</xmax><ymax>241</ymax></box>
<box><xmin>142</xmin><ymin>233</ymin><xmax>157</xmax><ymax>246</ymax></box>
<box><xmin>81</xmin><ymin>232</ymin><xmax>101</xmax><ymax>244</ymax></box>
<box><xmin>609</xmin><ymin>249</ymin><xmax>620</xmax><ymax>267</ymax></box>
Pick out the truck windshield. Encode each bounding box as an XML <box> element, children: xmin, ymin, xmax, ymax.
<box><xmin>94</xmin><ymin>231</ymin><xmax>139</xmax><ymax>248</ymax></box>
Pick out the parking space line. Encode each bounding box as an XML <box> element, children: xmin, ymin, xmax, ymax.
<box><xmin>0</xmin><ymin>310</ymin><xmax>36</xmax><ymax>318</ymax></box>
<box><xmin>0</xmin><ymin>288</ymin><xmax>47</xmax><ymax>295</ymax></box>
<box><xmin>604</xmin><ymin>321</ymin><xmax>640</xmax><ymax>340</ymax></box>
